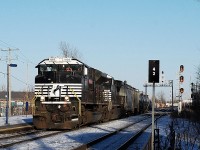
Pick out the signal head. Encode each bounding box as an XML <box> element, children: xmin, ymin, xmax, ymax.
<box><xmin>180</xmin><ymin>88</ymin><xmax>184</xmax><ymax>93</ymax></box>
<box><xmin>180</xmin><ymin>65</ymin><xmax>184</xmax><ymax>72</ymax></box>
<box><xmin>180</xmin><ymin>76</ymin><xmax>184</xmax><ymax>83</ymax></box>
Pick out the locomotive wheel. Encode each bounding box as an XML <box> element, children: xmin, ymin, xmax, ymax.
<box><xmin>102</xmin><ymin>106</ymin><xmax>110</xmax><ymax>122</ymax></box>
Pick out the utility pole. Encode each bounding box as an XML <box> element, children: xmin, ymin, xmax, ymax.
<box><xmin>1</xmin><ymin>48</ymin><xmax>18</xmax><ymax>124</ymax></box>
<box><xmin>171</xmin><ymin>80</ymin><xmax>174</xmax><ymax>111</ymax></box>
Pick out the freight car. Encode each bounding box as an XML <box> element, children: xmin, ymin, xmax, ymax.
<box><xmin>33</xmin><ymin>57</ymin><xmax>144</xmax><ymax>129</ymax></box>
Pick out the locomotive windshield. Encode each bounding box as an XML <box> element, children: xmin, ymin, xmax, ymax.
<box><xmin>35</xmin><ymin>64</ymin><xmax>83</xmax><ymax>83</ymax></box>
<box><xmin>103</xmin><ymin>79</ymin><xmax>112</xmax><ymax>90</ymax></box>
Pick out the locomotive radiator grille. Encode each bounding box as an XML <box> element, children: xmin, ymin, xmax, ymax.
<box><xmin>103</xmin><ymin>90</ymin><xmax>111</xmax><ymax>101</ymax></box>
<box><xmin>35</xmin><ymin>83</ymin><xmax>82</xmax><ymax>98</ymax></box>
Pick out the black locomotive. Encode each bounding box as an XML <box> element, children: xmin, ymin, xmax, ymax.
<box><xmin>33</xmin><ymin>57</ymin><xmax>149</xmax><ymax>129</ymax></box>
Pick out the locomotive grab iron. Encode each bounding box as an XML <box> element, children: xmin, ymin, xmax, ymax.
<box><xmin>33</xmin><ymin>57</ymin><xmax>149</xmax><ymax>129</ymax></box>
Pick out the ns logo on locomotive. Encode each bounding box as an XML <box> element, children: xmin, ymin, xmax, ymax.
<box><xmin>33</xmin><ymin>57</ymin><xmax>149</xmax><ymax>129</ymax></box>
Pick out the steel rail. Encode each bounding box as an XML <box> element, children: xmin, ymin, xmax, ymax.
<box><xmin>0</xmin><ymin>123</ymin><xmax>34</xmax><ymax>134</ymax></box>
<box><xmin>0</xmin><ymin>130</ymin><xmax>63</xmax><ymax>148</ymax></box>
<box><xmin>118</xmin><ymin>114</ymin><xmax>164</xmax><ymax>150</ymax></box>
<box><xmin>73</xmin><ymin>115</ymin><xmax>151</xmax><ymax>150</ymax></box>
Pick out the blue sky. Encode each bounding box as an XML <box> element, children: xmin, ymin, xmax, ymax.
<box><xmin>0</xmin><ymin>0</ymin><xmax>200</xmax><ymax>100</ymax></box>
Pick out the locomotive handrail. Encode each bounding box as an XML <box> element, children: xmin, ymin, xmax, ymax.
<box><xmin>68</xmin><ymin>87</ymin><xmax>81</xmax><ymax>116</ymax></box>
<box><xmin>31</xmin><ymin>96</ymin><xmax>36</xmax><ymax>115</ymax></box>
<box><xmin>32</xmin><ymin>88</ymin><xmax>42</xmax><ymax>115</ymax></box>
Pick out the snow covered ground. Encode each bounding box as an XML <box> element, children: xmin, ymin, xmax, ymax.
<box><xmin>0</xmin><ymin>115</ymin><xmax>32</xmax><ymax>126</ymax></box>
<box><xmin>0</xmin><ymin>114</ymin><xmax>199</xmax><ymax>150</ymax></box>
<box><xmin>158</xmin><ymin>116</ymin><xmax>200</xmax><ymax>150</ymax></box>
<box><xmin>0</xmin><ymin>115</ymin><xmax>169</xmax><ymax>150</ymax></box>
<box><xmin>1</xmin><ymin>115</ymin><xmax>148</xmax><ymax>150</ymax></box>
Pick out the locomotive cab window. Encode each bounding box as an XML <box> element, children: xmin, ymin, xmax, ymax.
<box><xmin>38</xmin><ymin>65</ymin><xmax>57</xmax><ymax>74</ymax></box>
<box><xmin>59</xmin><ymin>64</ymin><xmax>83</xmax><ymax>74</ymax></box>
<box><xmin>103</xmin><ymin>79</ymin><xmax>112</xmax><ymax>90</ymax></box>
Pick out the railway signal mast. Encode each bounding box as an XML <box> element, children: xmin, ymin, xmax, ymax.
<box><xmin>178</xmin><ymin>65</ymin><xmax>184</xmax><ymax>113</ymax></box>
<box><xmin>148</xmin><ymin>60</ymin><xmax>160</xmax><ymax>150</ymax></box>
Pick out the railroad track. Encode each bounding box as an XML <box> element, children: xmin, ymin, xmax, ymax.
<box><xmin>0</xmin><ymin>123</ymin><xmax>34</xmax><ymax>134</ymax></box>
<box><xmin>74</xmin><ymin>115</ymin><xmax>163</xmax><ymax>150</ymax></box>
<box><xmin>0</xmin><ymin>115</ymin><xmax>151</xmax><ymax>149</ymax></box>
<box><xmin>0</xmin><ymin>129</ymin><xmax>64</xmax><ymax>148</ymax></box>
<box><xmin>0</xmin><ymin>113</ymin><xmax>167</xmax><ymax>149</ymax></box>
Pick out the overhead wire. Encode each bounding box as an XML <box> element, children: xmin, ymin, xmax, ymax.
<box><xmin>0</xmin><ymin>39</ymin><xmax>18</xmax><ymax>49</ymax></box>
<box><xmin>0</xmin><ymin>39</ymin><xmax>36</xmax><ymax>65</ymax></box>
<box><xmin>0</xmin><ymin>69</ymin><xmax>33</xmax><ymax>88</ymax></box>
<box><xmin>11</xmin><ymin>74</ymin><xmax>33</xmax><ymax>87</ymax></box>
<box><xmin>14</xmin><ymin>50</ymin><xmax>37</xmax><ymax>66</ymax></box>
<box><xmin>0</xmin><ymin>40</ymin><xmax>35</xmax><ymax>90</ymax></box>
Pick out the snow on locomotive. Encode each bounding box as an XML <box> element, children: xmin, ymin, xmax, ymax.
<box><xmin>33</xmin><ymin>57</ymin><xmax>141</xmax><ymax>129</ymax></box>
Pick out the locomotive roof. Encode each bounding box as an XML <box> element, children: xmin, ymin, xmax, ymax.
<box><xmin>36</xmin><ymin>57</ymin><xmax>89</xmax><ymax>67</ymax></box>
<box><xmin>114</xmin><ymin>79</ymin><xmax>136</xmax><ymax>90</ymax></box>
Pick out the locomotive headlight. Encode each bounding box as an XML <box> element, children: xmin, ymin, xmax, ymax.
<box><xmin>65</xmin><ymin>96</ymin><xmax>70</xmax><ymax>101</ymax></box>
<box><xmin>40</xmin><ymin>96</ymin><xmax>45</xmax><ymax>101</ymax></box>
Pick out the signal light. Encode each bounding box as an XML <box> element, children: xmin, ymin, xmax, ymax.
<box><xmin>180</xmin><ymin>65</ymin><xmax>184</xmax><ymax>72</ymax></box>
<box><xmin>191</xmin><ymin>83</ymin><xmax>194</xmax><ymax>92</ymax></box>
<box><xmin>180</xmin><ymin>88</ymin><xmax>184</xmax><ymax>93</ymax></box>
<box><xmin>180</xmin><ymin>76</ymin><xmax>184</xmax><ymax>83</ymax></box>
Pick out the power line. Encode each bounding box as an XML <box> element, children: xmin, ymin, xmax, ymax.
<box><xmin>0</xmin><ymin>40</ymin><xmax>10</xmax><ymax>48</ymax></box>
<box><xmin>11</xmin><ymin>74</ymin><xmax>33</xmax><ymax>87</ymax></box>
<box><xmin>0</xmin><ymin>40</ymin><xmax>18</xmax><ymax>49</ymax></box>
<box><xmin>0</xmin><ymin>39</ymin><xmax>36</xmax><ymax>65</ymax></box>
<box><xmin>14</xmin><ymin>50</ymin><xmax>36</xmax><ymax>65</ymax></box>
<box><xmin>0</xmin><ymin>71</ymin><xmax>33</xmax><ymax>87</ymax></box>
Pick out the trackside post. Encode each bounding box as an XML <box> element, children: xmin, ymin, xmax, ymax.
<box><xmin>148</xmin><ymin>60</ymin><xmax>160</xmax><ymax>150</ymax></box>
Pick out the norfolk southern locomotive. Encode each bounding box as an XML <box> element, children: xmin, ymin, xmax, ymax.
<box><xmin>33</xmin><ymin>57</ymin><xmax>147</xmax><ymax>129</ymax></box>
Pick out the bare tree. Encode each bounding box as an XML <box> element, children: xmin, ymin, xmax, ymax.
<box><xmin>157</xmin><ymin>91</ymin><xmax>166</xmax><ymax>102</ymax></box>
<box><xmin>196</xmin><ymin>65</ymin><xmax>200</xmax><ymax>84</ymax></box>
<box><xmin>155</xmin><ymin>91</ymin><xmax>166</xmax><ymax>108</ymax></box>
<box><xmin>59</xmin><ymin>41</ymin><xmax>82</xmax><ymax>60</ymax></box>
<box><xmin>1</xmin><ymin>84</ymin><xmax>6</xmax><ymax>91</ymax></box>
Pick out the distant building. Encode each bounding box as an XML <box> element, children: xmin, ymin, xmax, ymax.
<box><xmin>0</xmin><ymin>91</ymin><xmax>34</xmax><ymax>100</ymax></box>
<box><xmin>0</xmin><ymin>91</ymin><xmax>34</xmax><ymax>116</ymax></box>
